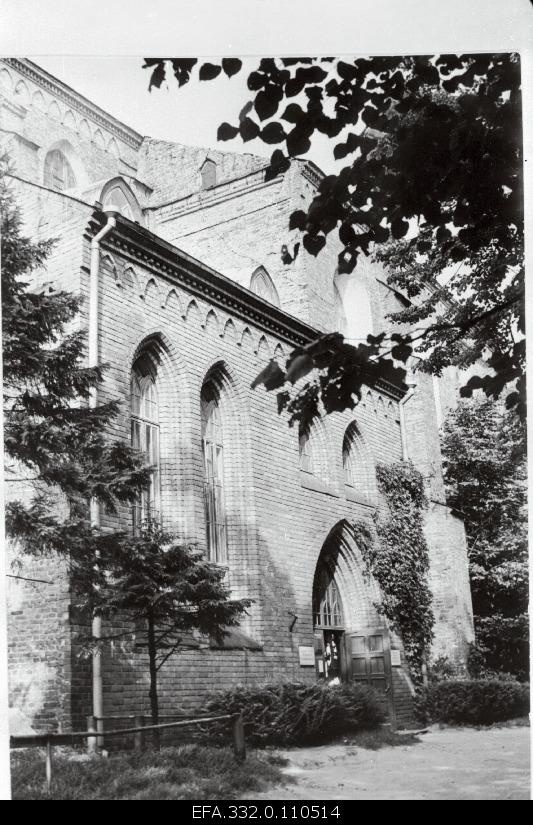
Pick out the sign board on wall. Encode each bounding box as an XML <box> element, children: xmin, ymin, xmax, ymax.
<box><xmin>298</xmin><ymin>645</ymin><xmax>316</xmax><ymax>666</ymax></box>
<box><xmin>390</xmin><ymin>649</ymin><xmax>402</xmax><ymax>667</ymax></box>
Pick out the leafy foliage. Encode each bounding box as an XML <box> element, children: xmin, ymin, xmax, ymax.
<box><xmin>145</xmin><ymin>54</ymin><xmax>524</xmax><ymax>423</ymax></box>
<box><xmin>204</xmin><ymin>682</ymin><xmax>383</xmax><ymax>747</ymax></box>
<box><xmin>72</xmin><ymin>521</ymin><xmax>251</xmax><ymax>741</ymax></box>
<box><xmin>353</xmin><ymin>461</ymin><xmax>434</xmax><ymax>680</ymax></box>
<box><xmin>11</xmin><ymin>744</ymin><xmax>285</xmax><ymax>800</ymax></box>
<box><xmin>414</xmin><ymin>679</ymin><xmax>530</xmax><ymax>726</ymax></box>
<box><xmin>252</xmin><ymin>331</ymin><xmax>407</xmax><ymax>428</ymax></box>
<box><xmin>1</xmin><ymin>157</ymin><xmax>150</xmax><ymax>557</ymax></box>
<box><xmin>441</xmin><ymin>398</ymin><xmax>528</xmax><ymax>679</ymax></box>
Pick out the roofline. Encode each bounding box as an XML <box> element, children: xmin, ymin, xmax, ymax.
<box><xmin>86</xmin><ymin>208</ymin><xmax>320</xmax><ymax>349</ymax></box>
<box><xmin>2</xmin><ymin>58</ymin><xmax>143</xmax><ymax>149</ymax></box>
<box><xmin>85</xmin><ymin>208</ymin><xmax>406</xmax><ymax>400</ymax></box>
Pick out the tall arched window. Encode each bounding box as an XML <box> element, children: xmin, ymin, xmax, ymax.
<box><xmin>314</xmin><ymin>567</ymin><xmax>343</xmax><ymax>628</ymax></box>
<box><xmin>43</xmin><ymin>149</ymin><xmax>76</xmax><ymax>191</ymax></box>
<box><xmin>342</xmin><ymin>421</ymin><xmax>371</xmax><ymax>501</ymax></box>
<box><xmin>313</xmin><ymin>559</ymin><xmax>344</xmax><ymax>681</ymax></box>
<box><xmin>250</xmin><ymin>267</ymin><xmax>280</xmax><ymax>308</ymax></box>
<box><xmin>333</xmin><ymin>282</ymin><xmax>348</xmax><ymax>335</ymax></box>
<box><xmin>131</xmin><ymin>356</ymin><xmax>160</xmax><ymax>530</ymax></box>
<box><xmin>299</xmin><ymin>424</ymin><xmax>313</xmax><ymax>474</ymax></box>
<box><xmin>333</xmin><ymin>271</ymin><xmax>373</xmax><ymax>341</ymax></box>
<box><xmin>201</xmin><ymin>382</ymin><xmax>227</xmax><ymax>564</ymax></box>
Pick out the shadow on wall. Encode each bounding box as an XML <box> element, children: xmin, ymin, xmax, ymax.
<box><xmin>65</xmin><ymin>512</ymin><xmax>305</xmax><ymax>735</ymax></box>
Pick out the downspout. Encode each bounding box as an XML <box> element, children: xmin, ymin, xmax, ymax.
<box><xmin>399</xmin><ymin>380</ymin><xmax>416</xmax><ymax>462</ymax></box>
<box><xmin>88</xmin><ymin>213</ymin><xmax>116</xmax><ymax>747</ymax></box>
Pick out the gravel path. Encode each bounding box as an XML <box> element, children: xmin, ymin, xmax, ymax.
<box><xmin>250</xmin><ymin>726</ymin><xmax>530</xmax><ymax>801</ymax></box>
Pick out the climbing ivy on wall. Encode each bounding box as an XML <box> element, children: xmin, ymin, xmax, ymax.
<box><xmin>353</xmin><ymin>461</ymin><xmax>434</xmax><ymax>682</ymax></box>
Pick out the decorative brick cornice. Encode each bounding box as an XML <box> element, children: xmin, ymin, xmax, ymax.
<box><xmin>85</xmin><ymin>209</ymin><xmax>319</xmax><ymax>348</ymax></box>
<box><xmin>373</xmin><ymin>378</ymin><xmax>406</xmax><ymax>402</ymax></box>
<box><xmin>85</xmin><ymin>209</ymin><xmax>407</xmax><ymax>399</ymax></box>
<box><xmin>300</xmin><ymin>160</ymin><xmax>324</xmax><ymax>189</ymax></box>
<box><xmin>3</xmin><ymin>59</ymin><xmax>143</xmax><ymax>150</ymax></box>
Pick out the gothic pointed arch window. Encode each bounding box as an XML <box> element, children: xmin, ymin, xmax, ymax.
<box><xmin>342</xmin><ymin>421</ymin><xmax>372</xmax><ymax>502</ymax></box>
<box><xmin>103</xmin><ymin>186</ymin><xmax>135</xmax><ymax>220</ymax></box>
<box><xmin>333</xmin><ymin>282</ymin><xmax>348</xmax><ymax>336</ymax></box>
<box><xmin>100</xmin><ymin>178</ymin><xmax>142</xmax><ymax>223</ymax></box>
<box><xmin>43</xmin><ymin>148</ymin><xmax>76</xmax><ymax>191</ymax></box>
<box><xmin>313</xmin><ymin>561</ymin><xmax>343</xmax><ymax>628</ymax></box>
<box><xmin>299</xmin><ymin>423</ymin><xmax>313</xmax><ymax>474</ymax></box>
<box><xmin>131</xmin><ymin>354</ymin><xmax>160</xmax><ymax>530</ymax></box>
<box><xmin>333</xmin><ymin>271</ymin><xmax>373</xmax><ymax>341</ymax></box>
<box><xmin>201</xmin><ymin>381</ymin><xmax>227</xmax><ymax>564</ymax></box>
<box><xmin>201</xmin><ymin>158</ymin><xmax>217</xmax><ymax>189</ymax></box>
<box><xmin>250</xmin><ymin>266</ymin><xmax>280</xmax><ymax>308</ymax></box>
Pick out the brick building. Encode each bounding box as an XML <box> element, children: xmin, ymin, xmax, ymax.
<box><xmin>1</xmin><ymin>58</ymin><xmax>474</xmax><ymax>733</ymax></box>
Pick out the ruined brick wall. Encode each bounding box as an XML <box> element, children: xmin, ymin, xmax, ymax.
<box><xmin>425</xmin><ymin>503</ymin><xmax>475</xmax><ymax>669</ymax></box>
<box><xmin>0</xmin><ymin>59</ymin><xmax>141</xmax><ymax>207</ymax></box>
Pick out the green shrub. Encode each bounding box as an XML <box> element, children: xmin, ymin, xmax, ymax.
<box><xmin>415</xmin><ymin>679</ymin><xmax>530</xmax><ymax>726</ymax></box>
<box><xmin>204</xmin><ymin>682</ymin><xmax>384</xmax><ymax>746</ymax></box>
<box><xmin>428</xmin><ymin>655</ymin><xmax>461</xmax><ymax>683</ymax></box>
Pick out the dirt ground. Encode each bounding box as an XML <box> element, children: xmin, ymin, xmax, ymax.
<box><xmin>250</xmin><ymin>725</ymin><xmax>531</xmax><ymax>801</ymax></box>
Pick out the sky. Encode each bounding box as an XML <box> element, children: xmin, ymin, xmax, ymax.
<box><xmin>35</xmin><ymin>56</ymin><xmax>342</xmax><ymax>174</ymax></box>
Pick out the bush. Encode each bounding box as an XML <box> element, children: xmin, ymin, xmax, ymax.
<box><xmin>415</xmin><ymin>679</ymin><xmax>530</xmax><ymax>726</ymax></box>
<box><xmin>204</xmin><ymin>682</ymin><xmax>384</xmax><ymax>747</ymax></box>
<box><xmin>428</xmin><ymin>655</ymin><xmax>461</xmax><ymax>683</ymax></box>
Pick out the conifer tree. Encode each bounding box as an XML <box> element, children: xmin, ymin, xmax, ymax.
<box><xmin>1</xmin><ymin>157</ymin><xmax>149</xmax><ymax>563</ymax></box>
<box><xmin>2</xmin><ymin>162</ymin><xmax>252</xmax><ymax>739</ymax></box>
<box><xmin>72</xmin><ymin>521</ymin><xmax>251</xmax><ymax>747</ymax></box>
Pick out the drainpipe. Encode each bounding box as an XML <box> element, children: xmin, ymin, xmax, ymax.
<box><xmin>399</xmin><ymin>380</ymin><xmax>416</xmax><ymax>462</ymax></box>
<box><xmin>88</xmin><ymin>213</ymin><xmax>116</xmax><ymax>747</ymax></box>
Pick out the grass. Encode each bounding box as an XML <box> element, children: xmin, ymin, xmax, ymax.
<box><xmin>344</xmin><ymin>726</ymin><xmax>421</xmax><ymax>750</ymax></box>
<box><xmin>10</xmin><ymin>744</ymin><xmax>290</xmax><ymax>800</ymax></box>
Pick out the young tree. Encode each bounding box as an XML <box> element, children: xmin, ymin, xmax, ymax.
<box><xmin>1</xmin><ymin>157</ymin><xmax>150</xmax><ymax>561</ymax></box>
<box><xmin>144</xmin><ymin>54</ymin><xmax>524</xmax><ymax>424</ymax></box>
<box><xmin>71</xmin><ymin>521</ymin><xmax>251</xmax><ymax>748</ymax></box>
<box><xmin>441</xmin><ymin>397</ymin><xmax>528</xmax><ymax>679</ymax></box>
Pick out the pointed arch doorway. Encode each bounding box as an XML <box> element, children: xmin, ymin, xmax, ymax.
<box><xmin>312</xmin><ymin>523</ymin><xmax>396</xmax><ymax>719</ymax></box>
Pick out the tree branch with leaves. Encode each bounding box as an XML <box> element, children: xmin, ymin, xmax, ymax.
<box><xmin>144</xmin><ymin>53</ymin><xmax>524</xmax><ymax>423</ymax></box>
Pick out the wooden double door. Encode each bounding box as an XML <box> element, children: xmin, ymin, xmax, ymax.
<box><xmin>315</xmin><ymin>626</ymin><xmax>394</xmax><ymax>719</ymax></box>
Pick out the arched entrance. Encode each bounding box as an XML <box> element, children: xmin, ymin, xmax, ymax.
<box><xmin>312</xmin><ymin>522</ymin><xmax>395</xmax><ymax>718</ymax></box>
<box><xmin>313</xmin><ymin>560</ymin><xmax>345</xmax><ymax>683</ymax></box>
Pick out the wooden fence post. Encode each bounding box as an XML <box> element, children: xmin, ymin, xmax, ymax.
<box><xmin>87</xmin><ymin>715</ymin><xmax>97</xmax><ymax>754</ymax></box>
<box><xmin>232</xmin><ymin>714</ymin><xmax>246</xmax><ymax>763</ymax></box>
<box><xmin>134</xmin><ymin>715</ymin><xmax>145</xmax><ymax>753</ymax></box>
<box><xmin>96</xmin><ymin>715</ymin><xmax>104</xmax><ymax>751</ymax></box>
<box><xmin>45</xmin><ymin>739</ymin><xmax>53</xmax><ymax>794</ymax></box>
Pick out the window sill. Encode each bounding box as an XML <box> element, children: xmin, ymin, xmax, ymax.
<box><xmin>300</xmin><ymin>471</ymin><xmax>339</xmax><ymax>498</ymax></box>
<box><xmin>134</xmin><ymin>632</ymin><xmax>200</xmax><ymax>650</ymax></box>
<box><xmin>209</xmin><ymin>629</ymin><xmax>263</xmax><ymax>651</ymax></box>
<box><xmin>344</xmin><ymin>485</ymin><xmax>375</xmax><ymax>508</ymax></box>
